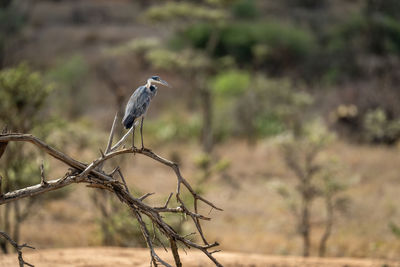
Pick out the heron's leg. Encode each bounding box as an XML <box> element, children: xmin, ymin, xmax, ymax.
<box><xmin>140</xmin><ymin>117</ymin><xmax>144</xmax><ymax>149</ymax></box>
<box><xmin>132</xmin><ymin>124</ymin><xmax>136</xmax><ymax>149</ymax></box>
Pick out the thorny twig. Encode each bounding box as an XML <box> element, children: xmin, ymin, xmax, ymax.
<box><xmin>0</xmin><ymin>114</ymin><xmax>223</xmax><ymax>266</ymax></box>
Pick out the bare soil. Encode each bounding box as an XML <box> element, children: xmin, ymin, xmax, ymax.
<box><xmin>0</xmin><ymin>247</ymin><xmax>399</xmax><ymax>267</ymax></box>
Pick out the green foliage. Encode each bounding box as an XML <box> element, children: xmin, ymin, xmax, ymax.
<box><xmin>145</xmin><ymin>113</ymin><xmax>202</xmax><ymax>144</ymax></box>
<box><xmin>211</xmin><ymin>69</ymin><xmax>250</xmax><ymax>96</ymax></box>
<box><xmin>145</xmin><ymin>48</ymin><xmax>212</xmax><ymax>71</ymax></box>
<box><xmin>181</xmin><ymin>23</ymin><xmax>213</xmax><ymax>49</ymax></box>
<box><xmin>251</xmin><ymin>77</ymin><xmax>313</xmax><ymax>136</ymax></box>
<box><xmin>144</xmin><ymin>2</ymin><xmax>227</xmax><ymax>22</ymax></box>
<box><xmin>389</xmin><ymin>222</ymin><xmax>400</xmax><ymax>239</ymax></box>
<box><xmin>232</xmin><ymin>0</ymin><xmax>259</xmax><ymax>19</ymax></box>
<box><xmin>255</xmin><ymin>113</ymin><xmax>285</xmax><ymax>137</ymax></box>
<box><xmin>4</xmin><ymin>144</ymin><xmax>42</xmax><ymax>190</ymax></box>
<box><xmin>107</xmin><ymin>37</ymin><xmax>161</xmax><ymax>56</ymax></box>
<box><xmin>0</xmin><ymin>63</ymin><xmax>54</xmax><ymax>131</ymax></box>
<box><xmin>253</xmin><ymin>22</ymin><xmax>316</xmax><ymax>59</ymax></box>
<box><xmin>182</xmin><ymin>21</ymin><xmax>316</xmax><ymax>65</ymax></box>
<box><xmin>328</xmin><ymin>11</ymin><xmax>400</xmax><ymax>57</ymax></box>
<box><xmin>211</xmin><ymin>73</ymin><xmax>314</xmax><ymax>141</ymax></box>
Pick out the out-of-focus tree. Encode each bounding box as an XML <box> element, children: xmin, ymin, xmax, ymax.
<box><xmin>0</xmin><ymin>64</ymin><xmax>69</xmax><ymax>253</ymax></box>
<box><xmin>278</xmin><ymin>121</ymin><xmax>349</xmax><ymax>257</ymax></box>
<box><xmin>316</xmin><ymin>162</ymin><xmax>348</xmax><ymax>257</ymax></box>
<box><xmin>211</xmin><ymin>73</ymin><xmax>313</xmax><ymax>143</ymax></box>
<box><xmin>362</xmin><ymin>108</ymin><xmax>400</xmax><ymax>145</ymax></box>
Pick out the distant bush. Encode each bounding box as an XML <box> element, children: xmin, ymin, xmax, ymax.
<box><xmin>211</xmin><ymin>69</ymin><xmax>250</xmax><ymax>96</ymax></box>
<box><xmin>231</xmin><ymin>0</ymin><xmax>259</xmax><ymax>19</ymax></box>
<box><xmin>144</xmin><ymin>2</ymin><xmax>227</xmax><ymax>22</ymax></box>
<box><xmin>365</xmin><ymin>0</ymin><xmax>400</xmax><ymax>20</ymax></box>
<box><xmin>286</xmin><ymin>0</ymin><xmax>327</xmax><ymax>9</ymax></box>
<box><xmin>145</xmin><ymin>113</ymin><xmax>202</xmax><ymax>144</ymax></box>
<box><xmin>327</xmin><ymin>10</ymin><xmax>400</xmax><ymax>58</ymax></box>
<box><xmin>211</xmin><ymin>72</ymin><xmax>313</xmax><ymax>142</ymax></box>
<box><xmin>363</xmin><ymin>108</ymin><xmax>400</xmax><ymax>144</ymax></box>
<box><xmin>0</xmin><ymin>63</ymin><xmax>53</xmax><ymax>132</ymax></box>
<box><xmin>181</xmin><ymin>21</ymin><xmax>317</xmax><ymax>67</ymax></box>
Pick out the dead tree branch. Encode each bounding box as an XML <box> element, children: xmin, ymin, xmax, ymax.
<box><xmin>0</xmin><ymin>114</ymin><xmax>222</xmax><ymax>266</ymax></box>
<box><xmin>0</xmin><ymin>231</ymin><xmax>35</xmax><ymax>267</ymax></box>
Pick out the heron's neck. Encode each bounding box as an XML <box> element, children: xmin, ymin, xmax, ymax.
<box><xmin>146</xmin><ymin>79</ymin><xmax>152</xmax><ymax>88</ymax></box>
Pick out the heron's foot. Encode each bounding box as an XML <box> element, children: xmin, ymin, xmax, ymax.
<box><xmin>131</xmin><ymin>145</ymin><xmax>138</xmax><ymax>154</ymax></box>
<box><xmin>140</xmin><ymin>146</ymin><xmax>151</xmax><ymax>152</ymax></box>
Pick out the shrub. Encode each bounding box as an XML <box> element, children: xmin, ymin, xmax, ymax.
<box><xmin>363</xmin><ymin>108</ymin><xmax>400</xmax><ymax>144</ymax></box>
<box><xmin>182</xmin><ymin>21</ymin><xmax>316</xmax><ymax>67</ymax></box>
<box><xmin>231</xmin><ymin>0</ymin><xmax>259</xmax><ymax>19</ymax></box>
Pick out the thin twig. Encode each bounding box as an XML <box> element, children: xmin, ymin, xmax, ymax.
<box><xmin>139</xmin><ymin>192</ymin><xmax>155</xmax><ymax>201</ymax></box>
<box><xmin>0</xmin><ymin>231</ymin><xmax>35</xmax><ymax>267</ymax></box>
<box><xmin>40</xmin><ymin>161</ymin><xmax>47</xmax><ymax>186</ymax></box>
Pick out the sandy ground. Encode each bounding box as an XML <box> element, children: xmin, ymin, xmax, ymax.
<box><xmin>0</xmin><ymin>247</ymin><xmax>399</xmax><ymax>267</ymax></box>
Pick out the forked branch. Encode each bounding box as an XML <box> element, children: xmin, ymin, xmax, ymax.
<box><xmin>0</xmin><ymin>231</ymin><xmax>35</xmax><ymax>267</ymax></box>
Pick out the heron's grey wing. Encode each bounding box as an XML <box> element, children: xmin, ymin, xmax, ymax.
<box><xmin>122</xmin><ymin>86</ymin><xmax>152</xmax><ymax>129</ymax></box>
<box><xmin>129</xmin><ymin>86</ymin><xmax>152</xmax><ymax>118</ymax></box>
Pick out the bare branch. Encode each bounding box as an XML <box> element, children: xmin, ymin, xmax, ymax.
<box><xmin>0</xmin><ymin>231</ymin><xmax>35</xmax><ymax>267</ymax></box>
<box><xmin>106</xmin><ymin>113</ymin><xmax>118</xmax><ymax>153</ymax></box>
<box><xmin>133</xmin><ymin>210</ymin><xmax>172</xmax><ymax>267</ymax></box>
<box><xmin>169</xmin><ymin>238</ymin><xmax>182</xmax><ymax>267</ymax></box>
<box><xmin>39</xmin><ymin>162</ymin><xmax>47</xmax><ymax>187</ymax></box>
<box><xmin>110</xmin><ymin>126</ymin><xmax>135</xmax><ymax>152</ymax></box>
<box><xmin>0</xmin><ymin>134</ymin><xmax>113</xmax><ymax>182</ymax></box>
<box><xmin>139</xmin><ymin>192</ymin><xmax>155</xmax><ymax>201</ymax></box>
<box><xmin>117</xmin><ymin>168</ymin><xmax>130</xmax><ymax>193</ymax></box>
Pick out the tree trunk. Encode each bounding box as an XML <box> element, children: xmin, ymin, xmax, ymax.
<box><xmin>300</xmin><ymin>197</ymin><xmax>311</xmax><ymax>257</ymax></box>
<box><xmin>200</xmin><ymin>88</ymin><xmax>213</xmax><ymax>153</ymax></box>
<box><xmin>12</xmin><ymin>201</ymin><xmax>21</xmax><ymax>246</ymax></box>
<box><xmin>0</xmin><ymin>204</ymin><xmax>11</xmax><ymax>253</ymax></box>
<box><xmin>319</xmin><ymin>195</ymin><xmax>333</xmax><ymax>257</ymax></box>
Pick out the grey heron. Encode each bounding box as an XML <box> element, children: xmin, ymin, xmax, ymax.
<box><xmin>122</xmin><ymin>76</ymin><xmax>169</xmax><ymax>149</ymax></box>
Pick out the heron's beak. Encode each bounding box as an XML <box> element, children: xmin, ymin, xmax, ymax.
<box><xmin>158</xmin><ymin>79</ymin><xmax>170</xmax><ymax>87</ymax></box>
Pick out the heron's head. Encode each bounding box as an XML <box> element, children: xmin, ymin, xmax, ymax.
<box><xmin>147</xmin><ymin>76</ymin><xmax>170</xmax><ymax>87</ymax></box>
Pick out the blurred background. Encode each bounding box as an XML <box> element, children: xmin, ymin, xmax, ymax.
<box><xmin>1</xmin><ymin>0</ymin><xmax>400</xmax><ymax>262</ymax></box>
